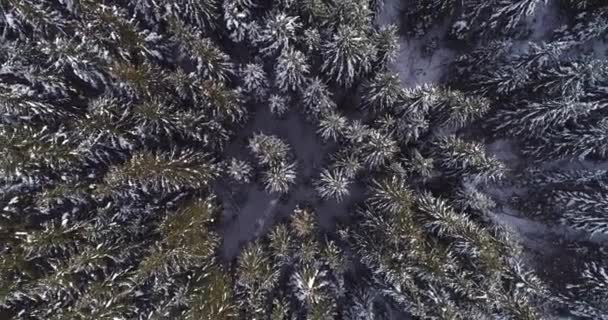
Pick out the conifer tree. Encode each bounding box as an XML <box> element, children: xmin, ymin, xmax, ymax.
<box><xmin>361</xmin><ymin>72</ymin><xmax>403</xmax><ymax>112</ymax></box>
<box><xmin>317</xmin><ymin>111</ymin><xmax>348</xmax><ymax>142</ymax></box>
<box><xmin>249</xmin><ymin>133</ymin><xmax>291</xmax><ymax>166</ymax></box>
<box><xmin>263</xmin><ymin>161</ymin><xmax>298</xmax><ymax>194</ymax></box>
<box><xmin>275</xmin><ymin>48</ymin><xmax>310</xmax><ymax>92</ymax></box>
<box><xmin>433</xmin><ymin>135</ymin><xmax>506</xmax><ymax>182</ymax></box>
<box><xmin>241</xmin><ymin>62</ymin><xmax>269</xmax><ymax>100</ymax></box>
<box><xmin>268</xmin><ymin>94</ymin><xmax>290</xmax><ymax>117</ymax></box>
<box><xmin>315</xmin><ymin>168</ymin><xmax>351</xmax><ymax>202</ymax></box>
<box><xmin>321</xmin><ymin>26</ymin><xmax>376</xmax><ymax>87</ymax></box>
<box><xmin>256</xmin><ymin>12</ymin><xmax>301</xmax><ymax>56</ymax></box>
<box><xmin>301</xmin><ymin>77</ymin><xmax>336</xmax><ymax>116</ymax></box>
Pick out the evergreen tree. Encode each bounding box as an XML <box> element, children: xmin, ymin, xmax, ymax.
<box><xmin>275</xmin><ymin>48</ymin><xmax>310</xmax><ymax>92</ymax></box>
<box><xmin>321</xmin><ymin>26</ymin><xmax>376</xmax><ymax>87</ymax></box>
<box><xmin>315</xmin><ymin>168</ymin><xmax>351</xmax><ymax>202</ymax></box>
<box><xmin>492</xmin><ymin>99</ymin><xmax>601</xmax><ymax>138</ymax></box>
<box><xmin>301</xmin><ymin>77</ymin><xmax>336</xmax><ymax>116</ymax></box>
<box><xmin>361</xmin><ymin>72</ymin><xmax>403</xmax><ymax>112</ymax></box>
<box><xmin>256</xmin><ymin>12</ymin><xmax>301</xmax><ymax>56</ymax></box>
<box><xmin>241</xmin><ymin>62</ymin><xmax>269</xmax><ymax>100</ymax></box>
<box><xmin>360</xmin><ymin>129</ymin><xmax>399</xmax><ymax>170</ymax></box>
<box><xmin>249</xmin><ymin>133</ymin><xmax>291</xmax><ymax>166</ymax></box>
<box><xmin>523</xmin><ymin>119</ymin><xmax>608</xmax><ymax>161</ymax></box>
<box><xmin>263</xmin><ymin>161</ymin><xmax>298</xmax><ymax>194</ymax></box>
<box><xmin>268</xmin><ymin>94</ymin><xmax>290</xmax><ymax>117</ymax></box>
<box><xmin>225</xmin><ymin>158</ymin><xmax>253</xmax><ymax>184</ymax></box>
<box><xmin>317</xmin><ymin>111</ymin><xmax>348</xmax><ymax>142</ymax></box>
<box><xmin>373</xmin><ymin>24</ymin><xmax>400</xmax><ymax>67</ymax></box>
<box><xmin>433</xmin><ymin>135</ymin><xmax>506</xmax><ymax>182</ymax></box>
<box><xmin>104</xmin><ymin>150</ymin><xmax>219</xmax><ymax>193</ymax></box>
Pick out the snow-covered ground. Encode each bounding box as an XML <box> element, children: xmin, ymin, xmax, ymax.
<box><xmin>376</xmin><ymin>0</ymin><xmax>457</xmax><ymax>87</ymax></box>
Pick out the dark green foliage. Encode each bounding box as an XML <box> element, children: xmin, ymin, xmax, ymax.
<box><xmin>2</xmin><ymin>0</ymin><xmax>599</xmax><ymax>319</ymax></box>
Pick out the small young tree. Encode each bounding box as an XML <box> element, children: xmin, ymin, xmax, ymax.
<box><xmin>249</xmin><ymin>133</ymin><xmax>291</xmax><ymax>166</ymax></box>
<box><xmin>301</xmin><ymin>77</ymin><xmax>336</xmax><ymax>116</ymax></box>
<box><xmin>225</xmin><ymin>158</ymin><xmax>253</xmax><ymax>184</ymax></box>
<box><xmin>240</xmin><ymin>62</ymin><xmax>269</xmax><ymax>100</ymax></box>
<box><xmin>317</xmin><ymin>111</ymin><xmax>348</xmax><ymax>142</ymax></box>
<box><xmin>263</xmin><ymin>161</ymin><xmax>297</xmax><ymax>194</ymax></box>
<box><xmin>361</xmin><ymin>129</ymin><xmax>399</xmax><ymax>170</ymax></box>
<box><xmin>223</xmin><ymin>0</ymin><xmax>255</xmax><ymax>43</ymax></box>
<box><xmin>436</xmin><ymin>91</ymin><xmax>490</xmax><ymax>130</ymax></box>
<box><xmin>268</xmin><ymin>94</ymin><xmax>290</xmax><ymax>117</ymax></box>
<box><xmin>330</xmin><ymin>149</ymin><xmax>363</xmax><ymax>179</ymax></box>
<box><xmin>236</xmin><ymin>241</ymin><xmax>279</xmax><ymax>315</ymax></box>
<box><xmin>314</xmin><ymin>168</ymin><xmax>351</xmax><ymax>202</ymax></box>
<box><xmin>291</xmin><ymin>264</ymin><xmax>331</xmax><ymax>305</ymax></box>
<box><xmin>373</xmin><ymin>24</ymin><xmax>399</xmax><ymax>67</ymax></box>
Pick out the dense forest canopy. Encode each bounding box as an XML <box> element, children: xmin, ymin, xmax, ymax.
<box><xmin>1</xmin><ymin>0</ymin><xmax>608</xmax><ymax>319</ymax></box>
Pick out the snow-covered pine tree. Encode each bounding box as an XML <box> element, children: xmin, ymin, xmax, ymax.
<box><xmin>317</xmin><ymin>110</ymin><xmax>348</xmax><ymax>142</ymax></box>
<box><xmin>402</xmin><ymin>0</ymin><xmax>457</xmax><ymax>37</ymax></box>
<box><xmin>373</xmin><ymin>24</ymin><xmax>399</xmax><ymax>68</ymax></box>
<box><xmin>550</xmin><ymin>190</ymin><xmax>608</xmax><ymax>235</ymax></box>
<box><xmin>240</xmin><ymin>62</ymin><xmax>269</xmax><ymax>100</ymax></box>
<box><xmin>236</xmin><ymin>241</ymin><xmax>280</xmax><ymax>317</ymax></box>
<box><xmin>492</xmin><ymin>99</ymin><xmax>601</xmax><ymax>138</ymax></box>
<box><xmin>562</xmin><ymin>261</ymin><xmax>608</xmax><ymax>319</ymax></box>
<box><xmin>433</xmin><ymin>135</ymin><xmax>506</xmax><ymax>182</ymax></box>
<box><xmin>275</xmin><ymin>48</ymin><xmax>310</xmax><ymax>92</ymax></box>
<box><xmin>104</xmin><ymin>150</ymin><xmax>220</xmax><ymax>193</ymax></box>
<box><xmin>315</xmin><ymin>168</ymin><xmax>351</xmax><ymax>202</ymax></box>
<box><xmin>451</xmin><ymin>0</ymin><xmax>547</xmax><ymax>40</ymax></box>
<box><xmin>223</xmin><ymin>0</ymin><xmax>257</xmax><ymax>43</ymax></box>
<box><xmin>321</xmin><ymin>26</ymin><xmax>376</xmax><ymax>87</ymax></box>
<box><xmin>256</xmin><ymin>12</ymin><xmax>301</xmax><ymax>56</ymax></box>
<box><xmin>263</xmin><ymin>161</ymin><xmax>297</xmax><ymax>194</ymax></box>
<box><xmin>435</xmin><ymin>90</ymin><xmax>491</xmax><ymax>130</ymax></box>
<box><xmin>268</xmin><ymin>94</ymin><xmax>290</xmax><ymax>116</ymax></box>
<box><xmin>225</xmin><ymin>158</ymin><xmax>253</xmax><ymax>184</ymax></box>
<box><xmin>301</xmin><ymin>77</ymin><xmax>336</xmax><ymax>116</ymax></box>
<box><xmin>361</xmin><ymin>71</ymin><xmax>403</xmax><ymax>112</ymax></box>
<box><xmin>330</xmin><ymin>148</ymin><xmax>364</xmax><ymax>179</ymax></box>
<box><xmin>360</xmin><ymin>129</ymin><xmax>399</xmax><ymax>170</ymax></box>
<box><xmin>523</xmin><ymin>119</ymin><xmax>608</xmax><ymax>161</ymax></box>
<box><xmin>249</xmin><ymin>133</ymin><xmax>291</xmax><ymax>166</ymax></box>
